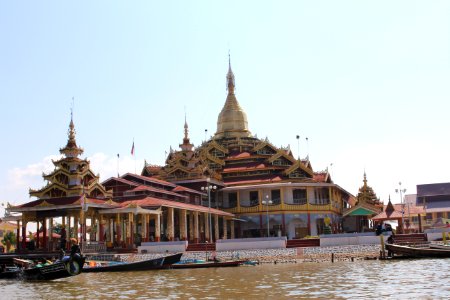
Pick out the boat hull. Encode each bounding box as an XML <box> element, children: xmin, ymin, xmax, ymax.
<box><xmin>169</xmin><ymin>260</ymin><xmax>243</xmax><ymax>269</ymax></box>
<box><xmin>83</xmin><ymin>253</ymin><xmax>183</xmax><ymax>273</ymax></box>
<box><xmin>0</xmin><ymin>255</ymin><xmax>85</xmax><ymax>280</ymax></box>
<box><xmin>386</xmin><ymin>243</ymin><xmax>450</xmax><ymax>258</ymax></box>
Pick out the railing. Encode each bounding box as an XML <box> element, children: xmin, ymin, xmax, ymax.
<box><xmin>223</xmin><ymin>202</ymin><xmax>337</xmax><ymax>214</ymax></box>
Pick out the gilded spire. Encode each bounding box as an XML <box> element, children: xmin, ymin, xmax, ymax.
<box><xmin>226</xmin><ymin>53</ymin><xmax>235</xmax><ymax>94</ymax></box>
<box><xmin>180</xmin><ymin>113</ymin><xmax>193</xmax><ymax>151</ymax></box>
<box><xmin>60</xmin><ymin>110</ymin><xmax>84</xmax><ymax>158</ymax></box>
<box><xmin>215</xmin><ymin>56</ymin><xmax>252</xmax><ymax>139</ymax></box>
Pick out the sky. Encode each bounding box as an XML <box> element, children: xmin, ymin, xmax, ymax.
<box><xmin>1</xmin><ymin>1</ymin><xmax>450</xmax><ymax>216</ymax></box>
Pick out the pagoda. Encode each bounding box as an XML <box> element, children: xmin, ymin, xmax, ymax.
<box><xmin>29</xmin><ymin>114</ymin><xmax>111</xmax><ymax>199</ymax></box>
<box><xmin>342</xmin><ymin>172</ymin><xmax>383</xmax><ymax>232</ymax></box>
<box><xmin>143</xmin><ymin>58</ymin><xmax>356</xmax><ymax>238</ymax></box>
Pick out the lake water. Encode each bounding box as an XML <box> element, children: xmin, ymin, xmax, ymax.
<box><xmin>1</xmin><ymin>259</ymin><xmax>449</xmax><ymax>299</ymax></box>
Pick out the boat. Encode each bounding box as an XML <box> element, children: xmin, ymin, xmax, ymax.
<box><xmin>168</xmin><ymin>260</ymin><xmax>244</xmax><ymax>269</ymax></box>
<box><xmin>429</xmin><ymin>244</ymin><xmax>450</xmax><ymax>250</ymax></box>
<box><xmin>83</xmin><ymin>253</ymin><xmax>183</xmax><ymax>273</ymax></box>
<box><xmin>385</xmin><ymin>243</ymin><xmax>450</xmax><ymax>258</ymax></box>
<box><xmin>0</xmin><ymin>254</ymin><xmax>85</xmax><ymax>280</ymax></box>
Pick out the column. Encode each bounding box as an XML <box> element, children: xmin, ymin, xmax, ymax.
<box><xmin>214</xmin><ymin>214</ymin><xmax>219</xmax><ymax>241</ymax></box>
<box><xmin>155</xmin><ymin>213</ymin><xmax>161</xmax><ymax>242</ymax></box>
<box><xmin>116</xmin><ymin>213</ymin><xmax>121</xmax><ymax>244</ymax></box>
<box><xmin>194</xmin><ymin>211</ymin><xmax>199</xmax><ymax>243</ymax></box>
<box><xmin>141</xmin><ymin>214</ymin><xmax>146</xmax><ymax>242</ymax></box>
<box><xmin>16</xmin><ymin>220</ymin><xmax>20</xmax><ymax>252</ymax></box>
<box><xmin>179</xmin><ymin>209</ymin><xmax>187</xmax><ymax>241</ymax></box>
<box><xmin>128</xmin><ymin>213</ymin><xmax>133</xmax><ymax>246</ymax></box>
<box><xmin>99</xmin><ymin>215</ymin><xmax>104</xmax><ymax>242</ymax></box>
<box><xmin>43</xmin><ymin>218</ymin><xmax>47</xmax><ymax>250</ymax></box>
<box><xmin>189</xmin><ymin>212</ymin><xmax>194</xmax><ymax>241</ymax></box>
<box><xmin>68</xmin><ymin>216</ymin><xmax>72</xmax><ymax>239</ymax></box>
<box><xmin>49</xmin><ymin>218</ymin><xmax>53</xmax><ymax>251</ymax></box>
<box><xmin>74</xmin><ymin>216</ymin><xmax>79</xmax><ymax>242</ymax></box>
<box><xmin>230</xmin><ymin>220</ymin><xmax>235</xmax><ymax>239</ymax></box>
<box><xmin>167</xmin><ymin>207</ymin><xmax>174</xmax><ymax>241</ymax></box>
<box><xmin>145</xmin><ymin>215</ymin><xmax>150</xmax><ymax>242</ymax></box>
<box><xmin>36</xmin><ymin>221</ymin><xmax>40</xmax><ymax>249</ymax></box>
<box><xmin>204</xmin><ymin>212</ymin><xmax>210</xmax><ymax>242</ymax></box>
<box><xmin>22</xmin><ymin>221</ymin><xmax>27</xmax><ymax>250</ymax></box>
<box><xmin>222</xmin><ymin>218</ymin><xmax>228</xmax><ymax>239</ymax></box>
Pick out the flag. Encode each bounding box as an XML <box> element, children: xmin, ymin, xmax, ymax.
<box><xmin>131</xmin><ymin>141</ymin><xmax>135</xmax><ymax>156</ymax></box>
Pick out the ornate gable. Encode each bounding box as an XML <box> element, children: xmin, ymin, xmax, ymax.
<box><xmin>253</xmin><ymin>140</ymin><xmax>278</xmax><ymax>155</ymax></box>
<box><xmin>284</xmin><ymin>160</ymin><xmax>314</xmax><ymax>178</ymax></box>
<box><xmin>267</xmin><ymin>150</ymin><xmax>296</xmax><ymax>166</ymax></box>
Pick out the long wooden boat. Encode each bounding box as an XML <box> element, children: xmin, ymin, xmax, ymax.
<box><xmin>83</xmin><ymin>253</ymin><xmax>182</xmax><ymax>273</ymax></box>
<box><xmin>0</xmin><ymin>254</ymin><xmax>85</xmax><ymax>280</ymax></box>
<box><xmin>168</xmin><ymin>260</ymin><xmax>243</xmax><ymax>269</ymax></box>
<box><xmin>385</xmin><ymin>243</ymin><xmax>450</xmax><ymax>258</ymax></box>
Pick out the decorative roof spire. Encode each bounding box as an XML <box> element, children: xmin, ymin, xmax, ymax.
<box><xmin>60</xmin><ymin>108</ymin><xmax>84</xmax><ymax>158</ymax></box>
<box><xmin>180</xmin><ymin>113</ymin><xmax>194</xmax><ymax>151</ymax></box>
<box><xmin>226</xmin><ymin>53</ymin><xmax>235</xmax><ymax>94</ymax></box>
<box><xmin>215</xmin><ymin>55</ymin><xmax>251</xmax><ymax>139</ymax></box>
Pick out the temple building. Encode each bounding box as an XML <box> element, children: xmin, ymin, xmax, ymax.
<box><xmin>342</xmin><ymin>173</ymin><xmax>383</xmax><ymax>232</ymax></box>
<box><xmin>8</xmin><ymin>115</ymin><xmax>233</xmax><ymax>252</ymax></box>
<box><xmin>143</xmin><ymin>59</ymin><xmax>356</xmax><ymax>238</ymax></box>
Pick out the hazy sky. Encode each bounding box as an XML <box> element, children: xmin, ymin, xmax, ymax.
<box><xmin>1</xmin><ymin>1</ymin><xmax>449</xmax><ymax>215</ymax></box>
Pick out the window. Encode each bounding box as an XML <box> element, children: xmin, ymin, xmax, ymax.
<box><xmin>228</xmin><ymin>192</ymin><xmax>237</xmax><ymax>208</ymax></box>
<box><xmin>271</xmin><ymin>190</ymin><xmax>281</xmax><ymax>205</ymax></box>
<box><xmin>250</xmin><ymin>191</ymin><xmax>259</xmax><ymax>206</ymax></box>
<box><xmin>293</xmin><ymin>189</ymin><xmax>307</xmax><ymax>205</ymax></box>
<box><xmin>314</xmin><ymin>188</ymin><xmax>330</xmax><ymax>204</ymax></box>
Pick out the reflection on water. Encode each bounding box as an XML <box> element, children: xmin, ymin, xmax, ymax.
<box><xmin>1</xmin><ymin>259</ymin><xmax>449</xmax><ymax>299</ymax></box>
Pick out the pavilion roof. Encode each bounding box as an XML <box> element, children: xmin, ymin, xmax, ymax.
<box><xmin>222</xmin><ymin>162</ymin><xmax>269</xmax><ymax>173</ymax></box>
<box><xmin>417</xmin><ymin>182</ymin><xmax>450</xmax><ymax>197</ymax></box>
<box><xmin>126</xmin><ymin>185</ymin><xmax>188</xmax><ymax>199</ymax></box>
<box><xmin>10</xmin><ymin>196</ymin><xmax>113</xmax><ymax>212</ymax></box>
<box><xmin>172</xmin><ymin>185</ymin><xmax>205</xmax><ymax>196</ymax></box>
<box><xmin>121</xmin><ymin>173</ymin><xmax>177</xmax><ymax>188</ymax></box>
<box><xmin>372</xmin><ymin>204</ymin><xmax>425</xmax><ymax>220</ymax></box>
<box><xmin>224</xmin><ymin>175</ymin><xmax>283</xmax><ymax>186</ymax></box>
<box><xmin>119</xmin><ymin>196</ymin><xmax>233</xmax><ymax>217</ymax></box>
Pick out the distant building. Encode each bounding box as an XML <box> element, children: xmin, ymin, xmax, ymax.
<box><xmin>417</xmin><ymin>183</ymin><xmax>450</xmax><ymax>227</ymax></box>
<box><xmin>342</xmin><ymin>173</ymin><xmax>383</xmax><ymax>232</ymax></box>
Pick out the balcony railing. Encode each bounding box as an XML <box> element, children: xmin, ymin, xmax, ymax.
<box><xmin>224</xmin><ymin>202</ymin><xmax>337</xmax><ymax>214</ymax></box>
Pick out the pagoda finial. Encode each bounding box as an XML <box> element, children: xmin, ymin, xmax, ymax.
<box><xmin>184</xmin><ymin>112</ymin><xmax>188</xmax><ymax>140</ymax></box>
<box><xmin>180</xmin><ymin>112</ymin><xmax>194</xmax><ymax>151</ymax></box>
<box><xmin>363</xmin><ymin>171</ymin><xmax>368</xmax><ymax>190</ymax></box>
<box><xmin>60</xmin><ymin>102</ymin><xmax>84</xmax><ymax>158</ymax></box>
<box><xmin>226</xmin><ymin>52</ymin><xmax>235</xmax><ymax>94</ymax></box>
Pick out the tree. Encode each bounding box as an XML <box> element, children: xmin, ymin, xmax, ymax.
<box><xmin>1</xmin><ymin>231</ymin><xmax>16</xmax><ymax>253</ymax></box>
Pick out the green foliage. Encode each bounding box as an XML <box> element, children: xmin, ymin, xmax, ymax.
<box><xmin>1</xmin><ymin>231</ymin><xmax>16</xmax><ymax>249</ymax></box>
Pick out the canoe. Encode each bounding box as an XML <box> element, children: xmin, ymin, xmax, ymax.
<box><xmin>83</xmin><ymin>253</ymin><xmax>182</xmax><ymax>273</ymax></box>
<box><xmin>169</xmin><ymin>260</ymin><xmax>243</xmax><ymax>269</ymax></box>
<box><xmin>385</xmin><ymin>243</ymin><xmax>450</xmax><ymax>258</ymax></box>
<box><xmin>0</xmin><ymin>254</ymin><xmax>85</xmax><ymax>280</ymax></box>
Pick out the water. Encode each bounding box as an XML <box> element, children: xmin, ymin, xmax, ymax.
<box><xmin>1</xmin><ymin>259</ymin><xmax>449</xmax><ymax>299</ymax></box>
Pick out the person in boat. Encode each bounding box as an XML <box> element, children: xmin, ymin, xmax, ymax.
<box><xmin>375</xmin><ymin>224</ymin><xmax>383</xmax><ymax>236</ymax></box>
<box><xmin>69</xmin><ymin>238</ymin><xmax>81</xmax><ymax>260</ymax></box>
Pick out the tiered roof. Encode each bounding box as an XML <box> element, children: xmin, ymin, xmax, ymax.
<box><xmin>29</xmin><ymin>115</ymin><xmax>111</xmax><ymax>200</ymax></box>
<box><xmin>145</xmin><ymin>60</ymin><xmax>332</xmax><ymax>188</ymax></box>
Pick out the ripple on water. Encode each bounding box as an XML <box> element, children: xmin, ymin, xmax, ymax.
<box><xmin>1</xmin><ymin>260</ymin><xmax>450</xmax><ymax>299</ymax></box>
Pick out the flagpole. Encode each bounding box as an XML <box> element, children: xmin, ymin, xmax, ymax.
<box><xmin>117</xmin><ymin>154</ymin><xmax>120</xmax><ymax>177</ymax></box>
<box><xmin>131</xmin><ymin>139</ymin><xmax>136</xmax><ymax>174</ymax></box>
